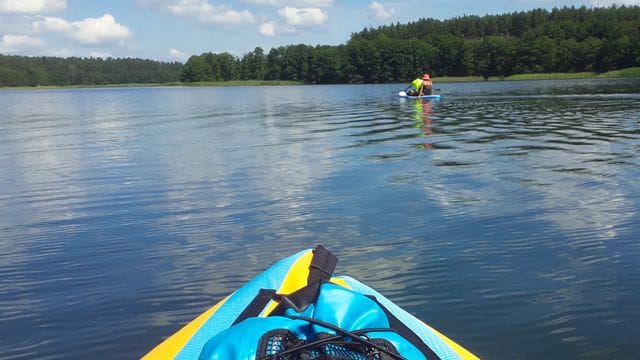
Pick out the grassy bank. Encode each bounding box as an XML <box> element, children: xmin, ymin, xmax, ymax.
<box><xmin>431</xmin><ymin>76</ymin><xmax>486</xmax><ymax>82</ymax></box>
<box><xmin>162</xmin><ymin>80</ymin><xmax>303</xmax><ymax>86</ymax></box>
<box><xmin>2</xmin><ymin>68</ymin><xmax>639</xmax><ymax>90</ymax></box>
<box><xmin>437</xmin><ymin>67</ymin><xmax>640</xmax><ymax>82</ymax></box>
<box><xmin>0</xmin><ymin>79</ymin><xmax>303</xmax><ymax>91</ymax></box>
<box><xmin>0</xmin><ymin>83</ymin><xmax>167</xmax><ymax>91</ymax></box>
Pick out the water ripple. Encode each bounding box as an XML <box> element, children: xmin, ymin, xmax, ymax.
<box><xmin>0</xmin><ymin>80</ymin><xmax>639</xmax><ymax>359</ymax></box>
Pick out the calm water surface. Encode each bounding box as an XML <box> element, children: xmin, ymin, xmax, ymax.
<box><xmin>1</xmin><ymin>79</ymin><xmax>639</xmax><ymax>359</ymax></box>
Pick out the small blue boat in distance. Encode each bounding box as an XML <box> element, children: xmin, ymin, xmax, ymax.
<box><xmin>398</xmin><ymin>91</ymin><xmax>441</xmax><ymax>100</ymax></box>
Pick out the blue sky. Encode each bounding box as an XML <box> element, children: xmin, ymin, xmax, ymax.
<box><xmin>0</xmin><ymin>0</ymin><xmax>637</xmax><ymax>62</ymax></box>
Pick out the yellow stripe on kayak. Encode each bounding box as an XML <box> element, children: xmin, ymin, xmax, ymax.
<box><xmin>422</xmin><ymin>321</ymin><xmax>479</xmax><ymax>360</ymax></box>
<box><xmin>263</xmin><ymin>250</ymin><xmax>314</xmax><ymax>316</ymax></box>
<box><xmin>261</xmin><ymin>253</ymin><xmax>354</xmax><ymax>316</ymax></box>
<box><xmin>144</xmin><ymin>250</ymin><xmax>314</xmax><ymax>358</ymax></box>
<box><xmin>329</xmin><ymin>276</ymin><xmax>351</xmax><ymax>289</ymax></box>
<box><xmin>277</xmin><ymin>250</ymin><xmax>314</xmax><ymax>295</ymax></box>
<box><xmin>142</xmin><ymin>295</ymin><xmax>231</xmax><ymax>360</ymax></box>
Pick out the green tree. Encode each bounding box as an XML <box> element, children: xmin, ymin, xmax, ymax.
<box><xmin>241</xmin><ymin>47</ymin><xmax>266</xmax><ymax>80</ymax></box>
<box><xmin>182</xmin><ymin>55</ymin><xmax>212</xmax><ymax>82</ymax></box>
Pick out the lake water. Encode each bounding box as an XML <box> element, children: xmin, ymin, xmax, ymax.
<box><xmin>1</xmin><ymin>79</ymin><xmax>639</xmax><ymax>359</ymax></box>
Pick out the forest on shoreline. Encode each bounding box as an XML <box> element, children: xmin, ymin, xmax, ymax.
<box><xmin>0</xmin><ymin>56</ymin><xmax>183</xmax><ymax>87</ymax></box>
<box><xmin>1</xmin><ymin>5</ymin><xmax>638</xmax><ymax>87</ymax></box>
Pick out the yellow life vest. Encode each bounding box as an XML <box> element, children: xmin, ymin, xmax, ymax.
<box><xmin>411</xmin><ymin>78</ymin><xmax>422</xmax><ymax>90</ymax></box>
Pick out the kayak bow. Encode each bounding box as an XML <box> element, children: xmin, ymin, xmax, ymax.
<box><xmin>144</xmin><ymin>246</ymin><xmax>477</xmax><ymax>360</ymax></box>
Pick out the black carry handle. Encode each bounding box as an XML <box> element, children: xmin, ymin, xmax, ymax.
<box><xmin>308</xmin><ymin>245</ymin><xmax>338</xmax><ymax>284</ymax></box>
<box><xmin>232</xmin><ymin>245</ymin><xmax>338</xmax><ymax>324</ymax></box>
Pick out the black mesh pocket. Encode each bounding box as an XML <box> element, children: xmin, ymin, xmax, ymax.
<box><xmin>257</xmin><ymin>329</ymin><xmax>299</xmax><ymax>357</ymax></box>
<box><xmin>319</xmin><ymin>338</ymin><xmax>400</xmax><ymax>360</ymax></box>
<box><xmin>256</xmin><ymin>329</ymin><xmax>400</xmax><ymax>360</ymax></box>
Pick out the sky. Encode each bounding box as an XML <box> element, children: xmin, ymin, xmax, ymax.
<box><xmin>0</xmin><ymin>0</ymin><xmax>638</xmax><ymax>62</ymax></box>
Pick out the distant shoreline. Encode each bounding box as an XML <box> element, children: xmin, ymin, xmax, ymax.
<box><xmin>0</xmin><ymin>80</ymin><xmax>304</xmax><ymax>91</ymax></box>
<box><xmin>2</xmin><ymin>68</ymin><xmax>639</xmax><ymax>90</ymax></box>
<box><xmin>436</xmin><ymin>67</ymin><xmax>640</xmax><ymax>83</ymax></box>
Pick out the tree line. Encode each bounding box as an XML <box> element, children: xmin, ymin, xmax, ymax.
<box><xmin>1</xmin><ymin>5</ymin><xmax>638</xmax><ymax>87</ymax></box>
<box><xmin>0</xmin><ymin>55</ymin><xmax>183</xmax><ymax>87</ymax></box>
<box><xmin>183</xmin><ymin>5</ymin><xmax>639</xmax><ymax>83</ymax></box>
<box><xmin>347</xmin><ymin>5</ymin><xmax>640</xmax><ymax>80</ymax></box>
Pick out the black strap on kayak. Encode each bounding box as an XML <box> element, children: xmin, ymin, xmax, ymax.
<box><xmin>308</xmin><ymin>245</ymin><xmax>338</xmax><ymax>284</ymax></box>
<box><xmin>234</xmin><ymin>282</ymin><xmax>324</xmax><ymax>325</ymax></box>
<box><xmin>232</xmin><ymin>288</ymin><xmax>277</xmax><ymax>326</ymax></box>
<box><xmin>233</xmin><ymin>245</ymin><xmax>337</xmax><ymax>325</ymax></box>
<box><xmin>365</xmin><ymin>295</ymin><xmax>441</xmax><ymax>360</ymax></box>
<box><xmin>269</xmin><ymin>245</ymin><xmax>338</xmax><ymax>315</ymax></box>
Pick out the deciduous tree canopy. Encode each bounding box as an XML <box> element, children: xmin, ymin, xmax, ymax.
<box><xmin>0</xmin><ymin>56</ymin><xmax>183</xmax><ymax>87</ymax></box>
<box><xmin>182</xmin><ymin>6</ymin><xmax>639</xmax><ymax>83</ymax></box>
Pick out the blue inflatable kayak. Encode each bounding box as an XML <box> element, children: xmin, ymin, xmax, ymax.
<box><xmin>399</xmin><ymin>91</ymin><xmax>441</xmax><ymax>100</ymax></box>
<box><xmin>144</xmin><ymin>246</ymin><xmax>478</xmax><ymax>360</ymax></box>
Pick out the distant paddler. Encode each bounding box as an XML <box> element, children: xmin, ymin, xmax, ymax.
<box><xmin>404</xmin><ymin>73</ymin><xmax>434</xmax><ymax>96</ymax></box>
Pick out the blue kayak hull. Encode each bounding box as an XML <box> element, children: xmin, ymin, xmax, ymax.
<box><xmin>144</xmin><ymin>246</ymin><xmax>478</xmax><ymax>359</ymax></box>
<box><xmin>399</xmin><ymin>94</ymin><xmax>441</xmax><ymax>100</ymax></box>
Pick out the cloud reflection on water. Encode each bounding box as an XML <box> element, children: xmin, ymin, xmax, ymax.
<box><xmin>0</xmin><ymin>82</ymin><xmax>639</xmax><ymax>359</ymax></box>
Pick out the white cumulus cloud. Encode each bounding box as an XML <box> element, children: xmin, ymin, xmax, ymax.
<box><xmin>368</xmin><ymin>1</ymin><xmax>394</xmax><ymax>23</ymax></box>
<box><xmin>242</xmin><ymin>0</ymin><xmax>333</xmax><ymax>7</ymax></box>
<box><xmin>0</xmin><ymin>0</ymin><xmax>66</xmax><ymax>14</ymax></box>
<box><xmin>34</xmin><ymin>14</ymin><xmax>132</xmax><ymax>45</ymax></box>
<box><xmin>0</xmin><ymin>34</ymin><xmax>44</xmax><ymax>53</ymax></box>
<box><xmin>592</xmin><ymin>0</ymin><xmax>640</xmax><ymax>5</ymax></box>
<box><xmin>140</xmin><ymin>0</ymin><xmax>254</xmax><ymax>25</ymax></box>
<box><xmin>278</xmin><ymin>6</ymin><xmax>327</xmax><ymax>27</ymax></box>
<box><xmin>89</xmin><ymin>51</ymin><xmax>112</xmax><ymax>59</ymax></box>
<box><xmin>33</xmin><ymin>16</ymin><xmax>72</xmax><ymax>32</ymax></box>
<box><xmin>169</xmin><ymin>48</ymin><xmax>189</xmax><ymax>61</ymax></box>
<box><xmin>72</xmin><ymin>14</ymin><xmax>132</xmax><ymax>44</ymax></box>
<box><xmin>258</xmin><ymin>21</ymin><xmax>276</xmax><ymax>36</ymax></box>
<box><xmin>241</xmin><ymin>0</ymin><xmax>277</xmax><ymax>4</ymax></box>
<box><xmin>293</xmin><ymin>0</ymin><xmax>333</xmax><ymax>6</ymax></box>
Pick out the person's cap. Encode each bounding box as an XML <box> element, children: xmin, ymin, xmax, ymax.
<box><xmin>422</xmin><ymin>74</ymin><xmax>430</xmax><ymax>80</ymax></box>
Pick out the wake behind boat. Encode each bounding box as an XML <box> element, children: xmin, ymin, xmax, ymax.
<box><xmin>144</xmin><ymin>246</ymin><xmax>477</xmax><ymax>360</ymax></box>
